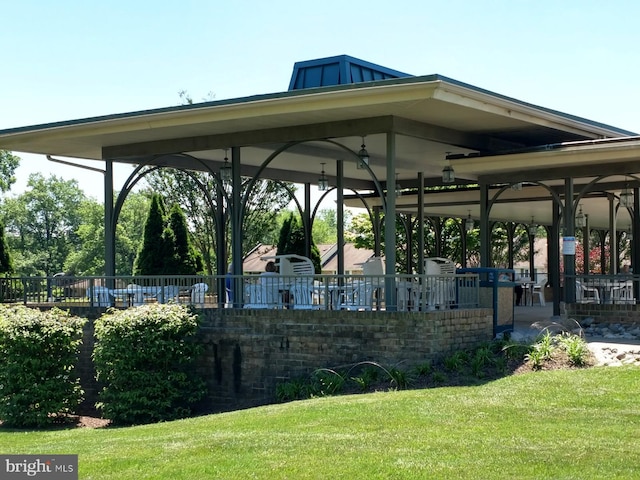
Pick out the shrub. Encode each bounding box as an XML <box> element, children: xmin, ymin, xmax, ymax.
<box><xmin>310</xmin><ymin>369</ymin><xmax>346</xmax><ymax>396</ymax></box>
<box><xmin>557</xmin><ymin>333</ymin><xmax>590</xmax><ymax>367</ymax></box>
<box><xmin>93</xmin><ymin>303</ymin><xmax>207</xmax><ymax>425</ymax></box>
<box><xmin>0</xmin><ymin>305</ymin><xmax>85</xmax><ymax>427</ymax></box>
<box><xmin>444</xmin><ymin>350</ymin><xmax>468</xmax><ymax>372</ymax></box>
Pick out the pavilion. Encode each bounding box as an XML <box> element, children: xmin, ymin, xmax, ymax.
<box><xmin>1</xmin><ymin>54</ymin><xmax>639</xmax><ymax>316</ymax></box>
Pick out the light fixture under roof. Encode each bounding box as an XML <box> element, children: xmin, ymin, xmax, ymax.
<box><xmin>465</xmin><ymin>210</ymin><xmax>474</xmax><ymax>232</ymax></box>
<box><xmin>620</xmin><ymin>176</ymin><xmax>633</xmax><ymax>208</ymax></box>
<box><xmin>357</xmin><ymin>137</ymin><xmax>369</xmax><ymax>169</ymax></box>
<box><xmin>318</xmin><ymin>162</ymin><xmax>329</xmax><ymax>191</ymax></box>
<box><xmin>442</xmin><ymin>152</ymin><xmax>455</xmax><ymax>183</ymax></box>
<box><xmin>528</xmin><ymin>217</ymin><xmax>537</xmax><ymax>236</ymax></box>
<box><xmin>220</xmin><ymin>149</ymin><xmax>232</xmax><ymax>183</ymax></box>
<box><xmin>575</xmin><ymin>205</ymin><xmax>586</xmax><ymax>229</ymax></box>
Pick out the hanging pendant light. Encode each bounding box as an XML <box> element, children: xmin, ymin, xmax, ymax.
<box><xmin>318</xmin><ymin>163</ymin><xmax>329</xmax><ymax>191</ymax></box>
<box><xmin>220</xmin><ymin>149</ymin><xmax>232</xmax><ymax>183</ymax></box>
<box><xmin>528</xmin><ymin>217</ymin><xmax>538</xmax><ymax>236</ymax></box>
<box><xmin>465</xmin><ymin>210</ymin><xmax>474</xmax><ymax>232</ymax></box>
<box><xmin>442</xmin><ymin>152</ymin><xmax>455</xmax><ymax>183</ymax></box>
<box><xmin>620</xmin><ymin>176</ymin><xmax>633</xmax><ymax>207</ymax></box>
<box><xmin>575</xmin><ymin>205</ymin><xmax>586</xmax><ymax>229</ymax></box>
<box><xmin>357</xmin><ymin>137</ymin><xmax>369</xmax><ymax>169</ymax></box>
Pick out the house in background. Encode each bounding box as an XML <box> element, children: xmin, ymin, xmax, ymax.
<box><xmin>241</xmin><ymin>243</ymin><xmax>376</xmax><ymax>275</ymax></box>
<box><xmin>320</xmin><ymin>243</ymin><xmax>376</xmax><ymax>275</ymax></box>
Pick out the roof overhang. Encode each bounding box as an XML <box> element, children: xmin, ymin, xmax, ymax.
<box><xmin>1</xmin><ymin>70</ymin><xmax>639</xmax><ymax>230</ymax></box>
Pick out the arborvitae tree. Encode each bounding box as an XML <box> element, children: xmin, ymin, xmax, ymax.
<box><xmin>167</xmin><ymin>204</ymin><xmax>202</xmax><ymax>275</ymax></box>
<box><xmin>287</xmin><ymin>215</ymin><xmax>306</xmax><ymax>257</ymax></box>
<box><xmin>276</xmin><ymin>212</ymin><xmax>322</xmax><ymax>274</ymax></box>
<box><xmin>134</xmin><ymin>194</ymin><xmax>167</xmax><ymax>275</ymax></box>
<box><xmin>0</xmin><ymin>223</ymin><xmax>13</xmax><ymax>274</ymax></box>
<box><xmin>160</xmin><ymin>225</ymin><xmax>179</xmax><ymax>275</ymax></box>
<box><xmin>276</xmin><ymin>214</ymin><xmax>293</xmax><ymax>255</ymax></box>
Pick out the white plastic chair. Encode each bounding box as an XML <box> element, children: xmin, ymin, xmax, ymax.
<box><xmin>531</xmin><ymin>275</ymin><xmax>547</xmax><ymax>306</ymax></box>
<box><xmin>576</xmin><ymin>280</ymin><xmax>600</xmax><ymax>304</ymax></box>
<box><xmin>337</xmin><ymin>281</ymin><xmax>374</xmax><ymax>311</ymax></box>
<box><xmin>190</xmin><ymin>283</ymin><xmax>209</xmax><ymax>306</ymax></box>
<box><xmin>88</xmin><ymin>286</ymin><xmax>112</xmax><ymax>307</ymax></box>
<box><xmin>421</xmin><ymin>258</ymin><xmax>456</xmax><ymax>309</ymax></box>
<box><xmin>290</xmin><ymin>279</ymin><xmax>318</xmax><ymax>310</ymax></box>
<box><xmin>362</xmin><ymin>257</ymin><xmax>385</xmax><ymax>309</ymax></box>
<box><xmin>261</xmin><ymin>275</ymin><xmax>283</xmax><ymax>308</ymax></box>
<box><xmin>126</xmin><ymin>284</ymin><xmax>145</xmax><ymax>306</ymax></box>
<box><xmin>244</xmin><ymin>283</ymin><xmax>263</xmax><ymax>308</ymax></box>
<box><xmin>160</xmin><ymin>285</ymin><xmax>180</xmax><ymax>303</ymax></box>
<box><xmin>396</xmin><ymin>280</ymin><xmax>412</xmax><ymax>311</ymax></box>
<box><xmin>244</xmin><ymin>277</ymin><xmax>282</xmax><ymax>309</ymax></box>
<box><xmin>611</xmin><ymin>281</ymin><xmax>634</xmax><ymax>304</ymax></box>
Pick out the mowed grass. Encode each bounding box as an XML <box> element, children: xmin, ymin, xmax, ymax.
<box><xmin>1</xmin><ymin>367</ymin><xmax>639</xmax><ymax>480</ymax></box>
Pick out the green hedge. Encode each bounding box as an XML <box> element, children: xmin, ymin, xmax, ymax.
<box><xmin>93</xmin><ymin>303</ymin><xmax>207</xmax><ymax>425</ymax></box>
<box><xmin>0</xmin><ymin>305</ymin><xmax>85</xmax><ymax>427</ymax></box>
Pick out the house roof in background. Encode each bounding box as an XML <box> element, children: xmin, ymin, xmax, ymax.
<box><xmin>241</xmin><ymin>243</ymin><xmax>374</xmax><ymax>273</ymax></box>
<box><xmin>322</xmin><ymin>243</ymin><xmax>375</xmax><ymax>273</ymax></box>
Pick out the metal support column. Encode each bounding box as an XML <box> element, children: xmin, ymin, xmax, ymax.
<box><xmin>417</xmin><ymin>172</ymin><xmax>425</xmax><ymax>274</ymax></box>
<box><xmin>303</xmin><ymin>183</ymin><xmax>312</xmax><ymax>259</ymax></box>
<box><xmin>216</xmin><ymin>183</ymin><xmax>227</xmax><ymax>307</ymax></box>
<box><xmin>384</xmin><ymin>132</ymin><xmax>397</xmax><ymax>310</ymax></box>
<box><xmin>231</xmin><ymin>146</ymin><xmax>243</xmax><ymax>306</ymax></box>
<box><xmin>608</xmin><ymin>193</ymin><xmax>618</xmax><ymax>275</ymax></box>
<box><xmin>480</xmin><ymin>183</ymin><xmax>490</xmax><ymax>267</ymax></box>
<box><xmin>564</xmin><ymin>178</ymin><xmax>576</xmax><ymax>303</ymax></box>
<box><xmin>104</xmin><ymin>159</ymin><xmax>115</xmax><ymax>279</ymax></box>
<box><xmin>373</xmin><ymin>206</ymin><xmax>382</xmax><ymax>257</ymax></box>
<box><xmin>634</xmin><ymin>187</ymin><xmax>640</xmax><ymax>302</ymax></box>
<box><xmin>583</xmin><ymin>214</ymin><xmax>590</xmax><ymax>274</ymax></box>
<box><xmin>336</xmin><ymin>160</ymin><xmax>345</xmax><ymax>276</ymax></box>
<box><xmin>550</xmin><ymin>204</ymin><xmax>561</xmax><ymax>316</ymax></box>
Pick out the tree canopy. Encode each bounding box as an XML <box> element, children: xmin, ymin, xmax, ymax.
<box><xmin>0</xmin><ymin>150</ymin><xmax>20</xmax><ymax>194</ymax></box>
<box><xmin>1</xmin><ymin>173</ymin><xmax>85</xmax><ymax>276</ymax></box>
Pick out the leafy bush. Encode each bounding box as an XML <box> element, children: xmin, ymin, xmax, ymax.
<box><xmin>93</xmin><ymin>303</ymin><xmax>207</xmax><ymax>425</ymax></box>
<box><xmin>0</xmin><ymin>305</ymin><xmax>85</xmax><ymax>427</ymax></box>
<box><xmin>310</xmin><ymin>369</ymin><xmax>346</xmax><ymax>397</ymax></box>
<box><xmin>557</xmin><ymin>333</ymin><xmax>590</xmax><ymax>367</ymax></box>
<box><xmin>444</xmin><ymin>350</ymin><xmax>468</xmax><ymax>372</ymax></box>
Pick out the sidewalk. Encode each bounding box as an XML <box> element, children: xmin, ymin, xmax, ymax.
<box><xmin>511</xmin><ymin>304</ymin><xmax>640</xmax><ymax>366</ymax></box>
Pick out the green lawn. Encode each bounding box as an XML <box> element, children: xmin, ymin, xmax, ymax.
<box><xmin>1</xmin><ymin>367</ymin><xmax>639</xmax><ymax>479</ymax></box>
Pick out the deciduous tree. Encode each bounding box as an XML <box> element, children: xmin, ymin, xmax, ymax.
<box><xmin>1</xmin><ymin>173</ymin><xmax>84</xmax><ymax>275</ymax></box>
<box><xmin>0</xmin><ymin>150</ymin><xmax>19</xmax><ymax>193</ymax></box>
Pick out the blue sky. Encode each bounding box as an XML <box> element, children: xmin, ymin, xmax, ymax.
<box><xmin>3</xmin><ymin>0</ymin><xmax>640</xmax><ymax>199</ymax></box>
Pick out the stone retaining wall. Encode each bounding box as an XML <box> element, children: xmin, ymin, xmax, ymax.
<box><xmin>64</xmin><ymin>306</ymin><xmax>492</xmax><ymax>414</ymax></box>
